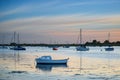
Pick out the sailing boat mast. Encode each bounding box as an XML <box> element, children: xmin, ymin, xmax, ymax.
<box><xmin>17</xmin><ymin>33</ymin><xmax>20</xmax><ymax>45</ymax></box>
<box><xmin>80</xmin><ymin>29</ymin><xmax>82</xmax><ymax>45</ymax></box>
<box><xmin>108</xmin><ymin>32</ymin><xmax>110</xmax><ymax>42</ymax></box>
<box><xmin>13</xmin><ymin>32</ymin><xmax>16</xmax><ymax>44</ymax></box>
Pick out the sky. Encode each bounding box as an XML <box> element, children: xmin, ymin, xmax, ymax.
<box><xmin>0</xmin><ymin>0</ymin><xmax>120</xmax><ymax>44</ymax></box>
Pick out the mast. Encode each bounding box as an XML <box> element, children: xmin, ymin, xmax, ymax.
<box><xmin>108</xmin><ymin>32</ymin><xmax>110</xmax><ymax>42</ymax></box>
<box><xmin>80</xmin><ymin>29</ymin><xmax>82</xmax><ymax>44</ymax></box>
<box><xmin>17</xmin><ymin>33</ymin><xmax>20</xmax><ymax>45</ymax></box>
<box><xmin>14</xmin><ymin>32</ymin><xmax>16</xmax><ymax>43</ymax></box>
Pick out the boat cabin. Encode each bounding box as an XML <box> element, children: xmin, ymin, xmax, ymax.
<box><xmin>40</xmin><ymin>56</ymin><xmax>52</xmax><ymax>60</ymax></box>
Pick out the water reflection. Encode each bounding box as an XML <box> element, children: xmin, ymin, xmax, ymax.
<box><xmin>36</xmin><ymin>64</ymin><xmax>68</xmax><ymax>72</ymax></box>
<box><xmin>0</xmin><ymin>46</ymin><xmax>120</xmax><ymax>78</ymax></box>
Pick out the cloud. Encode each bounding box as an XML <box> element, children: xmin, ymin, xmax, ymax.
<box><xmin>0</xmin><ymin>5</ymin><xmax>29</xmax><ymax>17</ymax></box>
<box><xmin>0</xmin><ymin>14</ymin><xmax>120</xmax><ymax>33</ymax></box>
<box><xmin>65</xmin><ymin>0</ymin><xmax>120</xmax><ymax>6</ymax></box>
<box><xmin>0</xmin><ymin>1</ymin><xmax>60</xmax><ymax>18</ymax></box>
<box><xmin>51</xmin><ymin>0</ymin><xmax>120</xmax><ymax>10</ymax></box>
<box><xmin>1</xmin><ymin>0</ymin><xmax>119</xmax><ymax>18</ymax></box>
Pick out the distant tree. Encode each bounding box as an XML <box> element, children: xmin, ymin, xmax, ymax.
<box><xmin>92</xmin><ymin>40</ymin><xmax>97</xmax><ymax>43</ymax></box>
<box><xmin>116</xmin><ymin>41</ymin><xmax>120</xmax><ymax>44</ymax></box>
<box><xmin>103</xmin><ymin>40</ymin><xmax>109</xmax><ymax>44</ymax></box>
<box><xmin>10</xmin><ymin>42</ymin><xmax>17</xmax><ymax>46</ymax></box>
<box><xmin>92</xmin><ymin>40</ymin><xmax>97</xmax><ymax>44</ymax></box>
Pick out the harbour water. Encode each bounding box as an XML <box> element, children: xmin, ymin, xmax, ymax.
<box><xmin>0</xmin><ymin>46</ymin><xmax>120</xmax><ymax>80</ymax></box>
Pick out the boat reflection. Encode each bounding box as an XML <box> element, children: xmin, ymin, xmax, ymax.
<box><xmin>36</xmin><ymin>64</ymin><xmax>68</xmax><ymax>72</ymax></box>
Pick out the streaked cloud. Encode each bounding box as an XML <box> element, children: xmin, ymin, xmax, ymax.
<box><xmin>62</xmin><ymin>0</ymin><xmax>120</xmax><ymax>7</ymax></box>
<box><xmin>0</xmin><ymin>0</ymin><xmax>60</xmax><ymax>18</ymax></box>
<box><xmin>0</xmin><ymin>0</ymin><xmax>120</xmax><ymax>18</ymax></box>
<box><xmin>0</xmin><ymin>5</ymin><xmax>28</xmax><ymax>17</ymax></box>
<box><xmin>0</xmin><ymin>14</ymin><xmax>120</xmax><ymax>32</ymax></box>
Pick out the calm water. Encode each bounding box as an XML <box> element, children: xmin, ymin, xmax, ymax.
<box><xmin>0</xmin><ymin>46</ymin><xmax>120</xmax><ymax>80</ymax></box>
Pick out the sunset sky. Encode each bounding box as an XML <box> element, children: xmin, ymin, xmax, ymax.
<box><xmin>0</xmin><ymin>0</ymin><xmax>120</xmax><ymax>44</ymax></box>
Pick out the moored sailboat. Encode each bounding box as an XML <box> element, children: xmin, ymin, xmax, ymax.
<box><xmin>76</xmin><ymin>29</ymin><xmax>89</xmax><ymax>51</ymax></box>
<box><xmin>105</xmin><ymin>32</ymin><xmax>114</xmax><ymax>51</ymax></box>
<box><xmin>10</xmin><ymin>32</ymin><xmax>26</xmax><ymax>50</ymax></box>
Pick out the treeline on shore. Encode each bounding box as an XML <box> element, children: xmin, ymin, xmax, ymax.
<box><xmin>0</xmin><ymin>40</ymin><xmax>120</xmax><ymax>47</ymax></box>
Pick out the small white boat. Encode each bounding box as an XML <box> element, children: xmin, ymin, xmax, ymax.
<box><xmin>35</xmin><ymin>56</ymin><xmax>69</xmax><ymax>64</ymax></box>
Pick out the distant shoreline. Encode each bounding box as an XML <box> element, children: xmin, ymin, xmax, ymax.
<box><xmin>0</xmin><ymin>40</ymin><xmax>120</xmax><ymax>47</ymax></box>
<box><xmin>0</xmin><ymin>43</ymin><xmax>120</xmax><ymax>47</ymax></box>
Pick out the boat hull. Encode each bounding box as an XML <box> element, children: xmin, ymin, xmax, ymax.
<box><xmin>36</xmin><ymin>59</ymin><xmax>68</xmax><ymax>64</ymax></box>
<box><xmin>76</xmin><ymin>46</ymin><xmax>89</xmax><ymax>51</ymax></box>
<box><xmin>105</xmin><ymin>47</ymin><xmax>114</xmax><ymax>51</ymax></box>
<box><xmin>53</xmin><ymin>48</ymin><xmax>58</xmax><ymax>50</ymax></box>
<box><xmin>10</xmin><ymin>47</ymin><xmax>26</xmax><ymax>50</ymax></box>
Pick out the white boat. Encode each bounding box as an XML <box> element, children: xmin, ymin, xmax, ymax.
<box><xmin>105</xmin><ymin>33</ymin><xmax>114</xmax><ymax>51</ymax></box>
<box><xmin>35</xmin><ymin>56</ymin><xmax>69</xmax><ymax>64</ymax></box>
<box><xmin>76</xmin><ymin>29</ymin><xmax>89</xmax><ymax>51</ymax></box>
